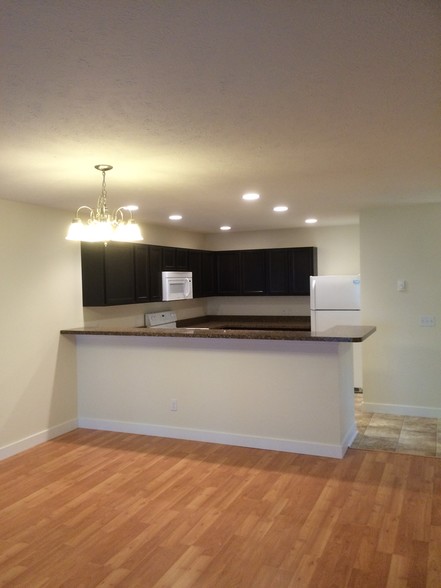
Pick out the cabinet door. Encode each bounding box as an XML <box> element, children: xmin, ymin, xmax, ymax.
<box><xmin>161</xmin><ymin>246</ymin><xmax>176</xmax><ymax>270</ymax></box>
<box><xmin>216</xmin><ymin>251</ymin><xmax>241</xmax><ymax>295</ymax></box>
<box><xmin>134</xmin><ymin>244</ymin><xmax>149</xmax><ymax>302</ymax></box>
<box><xmin>290</xmin><ymin>247</ymin><xmax>317</xmax><ymax>295</ymax></box>
<box><xmin>162</xmin><ymin>246</ymin><xmax>189</xmax><ymax>270</ymax></box>
<box><xmin>175</xmin><ymin>248</ymin><xmax>189</xmax><ymax>270</ymax></box>
<box><xmin>188</xmin><ymin>250</ymin><xmax>202</xmax><ymax>298</ymax></box>
<box><xmin>201</xmin><ymin>251</ymin><xmax>217</xmax><ymax>296</ymax></box>
<box><xmin>241</xmin><ymin>250</ymin><xmax>266</xmax><ymax>295</ymax></box>
<box><xmin>189</xmin><ymin>249</ymin><xmax>216</xmax><ymax>298</ymax></box>
<box><xmin>148</xmin><ymin>245</ymin><xmax>163</xmax><ymax>301</ymax></box>
<box><xmin>266</xmin><ymin>249</ymin><xmax>290</xmax><ymax>295</ymax></box>
<box><xmin>104</xmin><ymin>242</ymin><xmax>135</xmax><ymax>305</ymax></box>
<box><xmin>80</xmin><ymin>242</ymin><xmax>106</xmax><ymax>306</ymax></box>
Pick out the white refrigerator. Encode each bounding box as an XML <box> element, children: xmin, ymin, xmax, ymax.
<box><xmin>310</xmin><ymin>275</ymin><xmax>363</xmax><ymax>390</ymax></box>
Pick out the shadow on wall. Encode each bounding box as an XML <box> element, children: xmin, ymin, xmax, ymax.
<box><xmin>48</xmin><ymin>334</ymin><xmax>78</xmax><ymax>429</ymax></box>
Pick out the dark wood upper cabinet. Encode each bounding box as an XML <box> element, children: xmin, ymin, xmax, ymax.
<box><xmin>216</xmin><ymin>247</ymin><xmax>317</xmax><ymax>297</ymax></box>
<box><xmin>188</xmin><ymin>249</ymin><xmax>217</xmax><ymax>298</ymax></box>
<box><xmin>216</xmin><ymin>251</ymin><xmax>241</xmax><ymax>295</ymax></box>
<box><xmin>80</xmin><ymin>242</ymin><xmax>317</xmax><ymax>306</ymax></box>
<box><xmin>241</xmin><ymin>250</ymin><xmax>266</xmax><ymax>295</ymax></box>
<box><xmin>201</xmin><ymin>251</ymin><xmax>217</xmax><ymax>296</ymax></box>
<box><xmin>175</xmin><ymin>248</ymin><xmax>189</xmax><ymax>270</ymax></box>
<box><xmin>266</xmin><ymin>247</ymin><xmax>317</xmax><ymax>295</ymax></box>
<box><xmin>104</xmin><ymin>242</ymin><xmax>135</xmax><ymax>305</ymax></box>
<box><xmin>148</xmin><ymin>245</ymin><xmax>163</xmax><ymax>302</ymax></box>
<box><xmin>80</xmin><ymin>242</ymin><xmax>106</xmax><ymax>306</ymax></box>
<box><xmin>162</xmin><ymin>247</ymin><xmax>189</xmax><ymax>271</ymax></box>
<box><xmin>290</xmin><ymin>247</ymin><xmax>317</xmax><ymax>295</ymax></box>
<box><xmin>80</xmin><ymin>242</ymin><xmax>135</xmax><ymax>306</ymax></box>
<box><xmin>134</xmin><ymin>244</ymin><xmax>149</xmax><ymax>302</ymax></box>
<box><xmin>161</xmin><ymin>246</ymin><xmax>176</xmax><ymax>270</ymax></box>
<box><xmin>188</xmin><ymin>250</ymin><xmax>202</xmax><ymax>298</ymax></box>
<box><xmin>266</xmin><ymin>248</ymin><xmax>290</xmax><ymax>295</ymax></box>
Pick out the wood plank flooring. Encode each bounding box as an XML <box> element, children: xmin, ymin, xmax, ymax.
<box><xmin>1</xmin><ymin>429</ymin><xmax>440</xmax><ymax>587</ymax></box>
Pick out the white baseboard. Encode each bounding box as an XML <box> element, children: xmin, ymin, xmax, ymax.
<box><xmin>362</xmin><ymin>402</ymin><xmax>441</xmax><ymax>419</ymax></box>
<box><xmin>78</xmin><ymin>417</ymin><xmax>348</xmax><ymax>459</ymax></box>
<box><xmin>343</xmin><ymin>422</ymin><xmax>358</xmax><ymax>454</ymax></box>
<box><xmin>0</xmin><ymin>419</ymin><xmax>78</xmax><ymax>461</ymax></box>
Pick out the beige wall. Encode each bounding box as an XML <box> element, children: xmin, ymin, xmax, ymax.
<box><xmin>360</xmin><ymin>204</ymin><xmax>441</xmax><ymax>417</ymax></box>
<box><xmin>137</xmin><ymin>222</ymin><xmax>206</xmax><ymax>249</ymax></box>
<box><xmin>0</xmin><ymin>199</ymin><xmax>83</xmax><ymax>457</ymax></box>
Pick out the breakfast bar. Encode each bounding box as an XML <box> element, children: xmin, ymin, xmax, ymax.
<box><xmin>62</xmin><ymin>321</ymin><xmax>375</xmax><ymax>458</ymax></box>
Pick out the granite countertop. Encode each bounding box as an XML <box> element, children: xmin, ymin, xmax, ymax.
<box><xmin>61</xmin><ymin>315</ymin><xmax>376</xmax><ymax>343</ymax></box>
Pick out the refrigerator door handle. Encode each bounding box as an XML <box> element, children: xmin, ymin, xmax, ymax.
<box><xmin>310</xmin><ymin>277</ymin><xmax>317</xmax><ymax>310</ymax></box>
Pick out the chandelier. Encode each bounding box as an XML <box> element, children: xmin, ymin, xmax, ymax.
<box><xmin>66</xmin><ymin>164</ymin><xmax>143</xmax><ymax>242</ymax></box>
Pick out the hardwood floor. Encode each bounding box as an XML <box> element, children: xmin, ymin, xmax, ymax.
<box><xmin>1</xmin><ymin>429</ymin><xmax>440</xmax><ymax>587</ymax></box>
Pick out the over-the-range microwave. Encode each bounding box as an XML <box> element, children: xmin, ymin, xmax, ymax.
<box><xmin>162</xmin><ymin>271</ymin><xmax>193</xmax><ymax>301</ymax></box>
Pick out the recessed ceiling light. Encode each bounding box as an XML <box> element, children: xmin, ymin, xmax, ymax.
<box><xmin>305</xmin><ymin>218</ymin><xmax>318</xmax><ymax>224</ymax></box>
<box><xmin>169</xmin><ymin>214</ymin><xmax>182</xmax><ymax>221</ymax></box>
<box><xmin>273</xmin><ymin>205</ymin><xmax>288</xmax><ymax>212</ymax></box>
<box><xmin>123</xmin><ymin>205</ymin><xmax>139</xmax><ymax>212</ymax></box>
<box><xmin>220</xmin><ymin>225</ymin><xmax>231</xmax><ymax>231</ymax></box>
<box><xmin>242</xmin><ymin>192</ymin><xmax>260</xmax><ymax>201</ymax></box>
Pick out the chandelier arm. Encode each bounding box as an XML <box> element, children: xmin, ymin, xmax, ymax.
<box><xmin>114</xmin><ymin>207</ymin><xmax>126</xmax><ymax>222</ymax></box>
<box><xmin>114</xmin><ymin>207</ymin><xmax>135</xmax><ymax>222</ymax></box>
<box><xmin>75</xmin><ymin>205</ymin><xmax>95</xmax><ymax>220</ymax></box>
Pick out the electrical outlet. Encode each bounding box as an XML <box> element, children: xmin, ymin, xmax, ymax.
<box><xmin>419</xmin><ymin>315</ymin><xmax>436</xmax><ymax>327</ymax></box>
<box><xmin>171</xmin><ymin>399</ymin><xmax>177</xmax><ymax>411</ymax></box>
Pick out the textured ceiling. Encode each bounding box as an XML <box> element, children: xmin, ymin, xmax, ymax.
<box><xmin>0</xmin><ymin>1</ymin><xmax>440</xmax><ymax>233</ymax></box>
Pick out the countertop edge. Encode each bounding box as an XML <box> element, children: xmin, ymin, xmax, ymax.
<box><xmin>60</xmin><ymin>325</ymin><xmax>376</xmax><ymax>343</ymax></box>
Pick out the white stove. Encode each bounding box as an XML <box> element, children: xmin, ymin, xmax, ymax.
<box><xmin>144</xmin><ymin>311</ymin><xmax>177</xmax><ymax>328</ymax></box>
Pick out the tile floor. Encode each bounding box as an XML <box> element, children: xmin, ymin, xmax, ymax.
<box><xmin>351</xmin><ymin>393</ymin><xmax>441</xmax><ymax>457</ymax></box>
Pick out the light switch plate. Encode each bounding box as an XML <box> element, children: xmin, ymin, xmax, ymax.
<box><xmin>419</xmin><ymin>315</ymin><xmax>436</xmax><ymax>327</ymax></box>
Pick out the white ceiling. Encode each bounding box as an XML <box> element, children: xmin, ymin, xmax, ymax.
<box><xmin>1</xmin><ymin>1</ymin><xmax>440</xmax><ymax>233</ymax></box>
